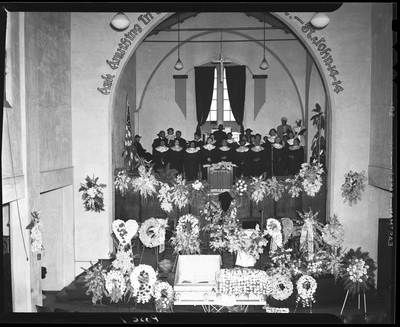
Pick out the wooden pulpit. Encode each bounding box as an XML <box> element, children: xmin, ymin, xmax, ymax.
<box><xmin>207</xmin><ymin>166</ymin><xmax>233</xmax><ymax>192</ymax></box>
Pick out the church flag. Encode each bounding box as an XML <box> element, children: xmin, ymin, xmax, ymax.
<box><xmin>253</xmin><ymin>75</ymin><xmax>268</xmax><ymax>120</ymax></box>
<box><xmin>122</xmin><ymin>98</ymin><xmax>137</xmax><ymax>169</ymax></box>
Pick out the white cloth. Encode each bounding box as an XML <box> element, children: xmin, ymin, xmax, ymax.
<box><xmin>235</xmin><ymin>250</ymin><xmax>257</xmax><ymax>267</ymax></box>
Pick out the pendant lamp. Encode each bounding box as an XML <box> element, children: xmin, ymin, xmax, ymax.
<box><xmin>259</xmin><ymin>14</ymin><xmax>269</xmax><ymax>70</ymax></box>
<box><xmin>110</xmin><ymin>12</ymin><xmax>131</xmax><ymax>30</ymax></box>
<box><xmin>174</xmin><ymin>14</ymin><xmax>184</xmax><ymax>70</ymax></box>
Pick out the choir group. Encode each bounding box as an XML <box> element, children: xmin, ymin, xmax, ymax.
<box><xmin>133</xmin><ymin>117</ymin><xmax>307</xmax><ymax>181</ymax></box>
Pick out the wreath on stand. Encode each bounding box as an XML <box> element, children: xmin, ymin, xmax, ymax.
<box><xmin>269</xmin><ymin>273</ymin><xmax>294</xmax><ymax>302</ymax></box>
<box><xmin>295</xmin><ymin>274</ymin><xmax>317</xmax><ymax>308</ymax></box>
<box><xmin>138</xmin><ymin>218</ymin><xmax>168</xmax><ymax>248</ymax></box>
<box><xmin>130</xmin><ymin>264</ymin><xmax>158</xmax><ymax>304</ymax></box>
<box><xmin>340</xmin><ymin>247</ymin><xmax>376</xmax><ymax>296</ymax></box>
<box><xmin>152</xmin><ymin>281</ymin><xmax>175</xmax><ymax>312</ymax></box>
<box><xmin>170</xmin><ymin>214</ymin><xmax>201</xmax><ymax>255</ymax></box>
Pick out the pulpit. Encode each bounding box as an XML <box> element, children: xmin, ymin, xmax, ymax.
<box><xmin>207</xmin><ymin>166</ymin><xmax>233</xmax><ymax>192</ymax></box>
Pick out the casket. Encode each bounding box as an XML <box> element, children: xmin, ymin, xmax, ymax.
<box><xmin>173</xmin><ymin>255</ymin><xmax>221</xmax><ymax>301</ymax></box>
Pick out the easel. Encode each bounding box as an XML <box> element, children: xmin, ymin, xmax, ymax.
<box><xmin>139</xmin><ymin>245</ymin><xmax>160</xmax><ymax>273</ymax></box>
<box><xmin>340</xmin><ymin>290</ymin><xmax>367</xmax><ymax>315</ymax></box>
<box><xmin>294</xmin><ymin>299</ymin><xmax>313</xmax><ymax>314</ymax></box>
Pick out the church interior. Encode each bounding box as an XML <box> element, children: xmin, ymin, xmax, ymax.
<box><xmin>1</xmin><ymin>3</ymin><xmax>396</xmax><ymax>324</ymax></box>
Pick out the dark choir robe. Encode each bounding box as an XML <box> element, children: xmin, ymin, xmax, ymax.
<box><xmin>200</xmin><ymin>144</ymin><xmax>217</xmax><ymax>180</ymax></box>
<box><xmin>152</xmin><ymin>137</ymin><xmax>167</xmax><ymax>151</ymax></box>
<box><xmin>175</xmin><ymin>137</ymin><xmax>187</xmax><ymax>150</ymax></box>
<box><xmin>261</xmin><ymin>142</ymin><xmax>272</xmax><ymax>178</ymax></box>
<box><xmin>184</xmin><ymin>148</ymin><xmax>201</xmax><ymax>181</ymax></box>
<box><xmin>153</xmin><ymin>145</ymin><xmax>170</xmax><ymax>172</ymax></box>
<box><xmin>217</xmin><ymin>145</ymin><xmax>233</xmax><ymax>163</ymax></box>
<box><xmin>234</xmin><ymin>146</ymin><xmax>251</xmax><ymax>178</ymax></box>
<box><xmin>213</xmin><ymin>130</ymin><xmax>227</xmax><ymax>147</ymax></box>
<box><xmin>194</xmin><ymin>139</ymin><xmax>204</xmax><ymax>148</ymax></box>
<box><xmin>272</xmin><ymin>144</ymin><xmax>289</xmax><ymax>176</ymax></box>
<box><xmin>249</xmin><ymin>145</ymin><xmax>267</xmax><ymax>177</ymax></box>
<box><xmin>226</xmin><ymin>139</ymin><xmax>239</xmax><ymax>151</ymax></box>
<box><xmin>134</xmin><ymin>141</ymin><xmax>153</xmax><ymax>162</ymax></box>
<box><xmin>169</xmin><ymin>145</ymin><xmax>185</xmax><ymax>174</ymax></box>
<box><xmin>245</xmin><ymin>142</ymin><xmax>253</xmax><ymax>149</ymax></box>
<box><xmin>288</xmin><ymin>145</ymin><xmax>305</xmax><ymax>175</ymax></box>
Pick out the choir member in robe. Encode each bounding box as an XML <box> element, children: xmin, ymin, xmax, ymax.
<box><xmin>200</xmin><ymin>136</ymin><xmax>217</xmax><ymax>180</ymax></box>
<box><xmin>134</xmin><ymin>135</ymin><xmax>153</xmax><ymax>162</ymax></box>
<box><xmin>226</xmin><ymin>132</ymin><xmax>239</xmax><ymax>150</ymax></box>
<box><xmin>247</xmin><ymin>135</ymin><xmax>256</xmax><ymax>149</ymax></box>
<box><xmin>261</xmin><ymin>136</ymin><xmax>272</xmax><ymax>178</ymax></box>
<box><xmin>175</xmin><ymin>130</ymin><xmax>187</xmax><ymax>150</ymax></box>
<box><xmin>267</xmin><ymin>128</ymin><xmax>277</xmax><ymax>144</ymax></box>
<box><xmin>288</xmin><ymin>138</ymin><xmax>305</xmax><ymax>176</ymax></box>
<box><xmin>244</xmin><ymin>128</ymin><xmax>254</xmax><ymax>142</ymax></box>
<box><xmin>234</xmin><ymin>139</ymin><xmax>251</xmax><ymax>178</ymax></box>
<box><xmin>153</xmin><ymin>139</ymin><xmax>170</xmax><ymax>172</ymax></box>
<box><xmin>287</xmin><ymin>131</ymin><xmax>296</xmax><ymax>146</ymax></box>
<box><xmin>193</xmin><ymin>133</ymin><xmax>204</xmax><ymax>148</ymax></box>
<box><xmin>152</xmin><ymin>130</ymin><xmax>167</xmax><ymax>151</ymax></box>
<box><xmin>292</xmin><ymin>119</ymin><xmax>307</xmax><ymax>147</ymax></box>
<box><xmin>166</xmin><ymin>127</ymin><xmax>176</xmax><ymax>147</ymax></box>
<box><xmin>184</xmin><ymin>141</ymin><xmax>201</xmax><ymax>181</ymax></box>
<box><xmin>272</xmin><ymin>136</ymin><xmax>289</xmax><ymax>176</ymax></box>
<box><xmin>169</xmin><ymin>139</ymin><xmax>184</xmax><ymax>175</ymax></box>
<box><xmin>217</xmin><ymin>139</ymin><xmax>233</xmax><ymax>163</ymax></box>
<box><xmin>249</xmin><ymin>140</ymin><xmax>267</xmax><ymax>178</ymax></box>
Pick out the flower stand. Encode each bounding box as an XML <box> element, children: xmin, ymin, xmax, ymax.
<box><xmin>340</xmin><ymin>291</ymin><xmax>367</xmax><ymax>315</ymax></box>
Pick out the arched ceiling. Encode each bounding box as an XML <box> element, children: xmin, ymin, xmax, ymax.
<box><xmin>147</xmin><ymin>12</ymin><xmax>293</xmax><ymax>38</ymax></box>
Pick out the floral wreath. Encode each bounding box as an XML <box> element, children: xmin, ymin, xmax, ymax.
<box><xmin>269</xmin><ymin>273</ymin><xmax>294</xmax><ymax>301</ymax></box>
<box><xmin>340</xmin><ymin>247</ymin><xmax>376</xmax><ymax>296</ymax></box>
<box><xmin>78</xmin><ymin>175</ymin><xmax>107</xmax><ymax>213</ymax></box>
<box><xmin>153</xmin><ymin>281</ymin><xmax>175</xmax><ymax>311</ymax></box>
<box><xmin>104</xmin><ymin>269</ymin><xmax>126</xmax><ymax>303</ymax></box>
<box><xmin>130</xmin><ymin>264</ymin><xmax>158</xmax><ymax>303</ymax></box>
<box><xmin>341</xmin><ymin>170</ymin><xmax>367</xmax><ymax>206</ymax></box>
<box><xmin>296</xmin><ymin>275</ymin><xmax>317</xmax><ymax>307</ymax></box>
<box><xmin>27</xmin><ymin>211</ymin><xmax>45</xmax><ymax>255</ymax></box>
<box><xmin>139</xmin><ymin>218</ymin><xmax>168</xmax><ymax>248</ymax></box>
<box><xmin>321</xmin><ymin>214</ymin><xmax>345</xmax><ymax>248</ymax></box>
<box><xmin>298</xmin><ymin>160</ymin><xmax>324</xmax><ymax>197</ymax></box>
<box><xmin>170</xmin><ymin>214</ymin><xmax>201</xmax><ymax>255</ymax></box>
<box><xmin>265</xmin><ymin>218</ymin><xmax>283</xmax><ymax>253</ymax></box>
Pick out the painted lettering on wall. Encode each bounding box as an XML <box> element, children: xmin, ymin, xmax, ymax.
<box><xmin>98</xmin><ymin>12</ymin><xmax>161</xmax><ymax>95</ymax></box>
<box><xmin>97</xmin><ymin>74</ymin><xmax>115</xmax><ymax>95</ymax></box>
<box><xmin>285</xmin><ymin>13</ymin><xmax>344</xmax><ymax>94</ymax></box>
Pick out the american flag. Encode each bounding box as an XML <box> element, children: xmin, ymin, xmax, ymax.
<box><xmin>122</xmin><ymin>99</ymin><xmax>137</xmax><ymax>169</ymax></box>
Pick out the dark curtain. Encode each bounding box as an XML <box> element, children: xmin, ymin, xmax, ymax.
<box><xmin>195</xmin><ymin>66</ymin><xmax>215</xmax><ymax>136</ymax></box>
<box><xmin>226</xmin><ymin>66</ymin><xmax>246</xmax><ymax>137</ymax></box>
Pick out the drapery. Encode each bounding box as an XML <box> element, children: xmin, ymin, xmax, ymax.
<box><xmin>225</xmin><ymin>66</ymin><xmax>246</xmax><ymax>137</ymax></box>
<box><xmin>195</xmin><ymin>67</ymin><xmax>215</xmax><ymax>136</ymax></box>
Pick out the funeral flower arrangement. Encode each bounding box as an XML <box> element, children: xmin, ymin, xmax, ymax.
<box><xmin>216</xmin><ymin>268</ymin><xmax>273</xmax><ymax>297</ymax></box>
<box><xmin>27</xmin><ymin>211</ymin><xmax>45</xmax><ymax>255</ymax></box>
<box><xmin>295</xmin><ymin>274</ymin><xmax>317</xmax><ymax>308</ymax></box>
<box><xmin>265</xmin><ymin>218</ymin><xmax>283</xmax><ymax>253</ymax></box>
<box><xmin>153</xmin><ymin>280</ymin><xmax>175</xmax><ymax>312</ymax></box>
<box><xmin>298</xmin><ymin>160</ymin><xmax>324</xmax><ymax>197</ymax></box>
<box><xmin>203</xmin><ymin>161</ymin><xmax>237</xmax><ymax>171</ymax></box>
<box><xmin>157</xmin><ymin>174</ymin><xmax>189</xmax><ymax>213</ymax></box>
<box><xmin>339</xmin><ymin>247</ymin><xmax>376</xmax><ymax>296</ymax></box>
<box><xmin>268</xmin><ymin>272</ymin><xmax>294</xmax><ymax>301</ymax></box>
<box><xmin>341</xmin><ymin>170</ymin><xmax>367</xmax><ymax>206</ymax></box>
<box><xmin>187</xmin><ymin>179</ymin><xmax>211</xmax><ymax>208</ymax></box>
<box><xmin>138</xmin><ymin>217</ymin><xmax>169</xmax><ymax>248</ymax></box>
<box><xmin>78</xmin><ymin>175</ymin><xmax>107</xmax><ymax>212</ymax></box>
<box><xmin>130</xmin><ymin>166</ymin><xmax>160</xmax><ymax>200</ymax></box>
<box><xmin>170</xmin><ymin>214</ymin><xmax>202</xmax><ymax>255</ymax></box>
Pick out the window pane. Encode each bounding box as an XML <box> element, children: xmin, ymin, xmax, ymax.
<box><xmin>223</xmin><ymin>111</ymin><xmax>230</xmax><ymax>121</ymax></box>
<box><xmin>210</xmin><ymin>100</ymin><xmax>217</xmax><ymax>111</ymax></box>
<box><xmin>223</xmin><ymin>100</ymin><xmax>231</xmax><ymax>110</ymax></box>
<box><xmin>210</xmin><ymin>111</ymin><xmax>217</xmax><ymax>121</ymax></box>
<box><xmin>223</xmin><ymin>89</ymin><xmax>229</xmax><ymax>99</ymax></box>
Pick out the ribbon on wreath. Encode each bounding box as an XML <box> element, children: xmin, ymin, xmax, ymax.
<box><xmin>300</xmin><ymin>218</ymin><xmax>314</xmax><ymax>257</ymax></box>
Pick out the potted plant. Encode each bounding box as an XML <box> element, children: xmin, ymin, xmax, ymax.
<box><xmin>310</xmin><ymin>103</ymin><xmax>326</xmax><ymax>170</ymax></box>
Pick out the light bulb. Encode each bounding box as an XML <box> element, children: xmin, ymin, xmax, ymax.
<box><xmin>111</xmin><ymin>12</ymin><xmax>130</xmax><ymax>30</ymax></box>
<box><xmin>259</xmin><ymin>58</ymin><xmax>269</xmax><ymax>70</ymax></box>
<box><xmin>174</xmin><ymin>58</ymin><xmax>184</xmax><ymax>70</ymax></box>
<box><xmin>310</xmin><ymin>13</ymin><xmax>330</xmax><ymax>29</ymax></box>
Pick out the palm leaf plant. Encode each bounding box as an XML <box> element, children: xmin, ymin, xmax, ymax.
<box><xmin>310</xmin><ymin>103</ymin><xmax>326</xmax><ymax>164</ymax></box>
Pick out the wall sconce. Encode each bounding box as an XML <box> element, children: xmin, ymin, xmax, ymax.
<box><xmin>259</xmin><ymin>13</ymin><xmax>269</xmax><ymax>70</ymax></box>
<box><xmin>110</xmin><ymin>12</ymin><xmax>131</xmax><ymax>30</ymax></box>
<box><xmin>174</xmin><ymin>14</ymin><xmax>184</xmax><ymax>70</ymax></box>
<box><xmin>310</xmin><ymin>13</ymin><xmax>330</xmax><ymax>29</ymax></box>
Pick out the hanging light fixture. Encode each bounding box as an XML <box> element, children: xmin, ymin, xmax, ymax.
<box><xmin>174</xmin><ymin>14</ymin><xmax>184</xmax><ymax>70</ymax></box>
<box><xmin>259</xmin><ymin>13</ymin><xmax>269</xmax><ymax>70</ymax></box>
<box><xmin>110</xmin><ymin>12</ymin><xmax>131</xmax><ymax>30</ymax></box>
<box><xmin>310</xmin><ymin>13</ymin><xmax>330</xmax><ymax>29</ymax></box>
